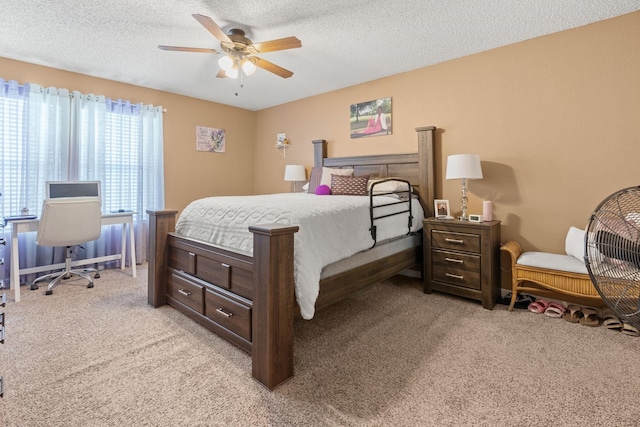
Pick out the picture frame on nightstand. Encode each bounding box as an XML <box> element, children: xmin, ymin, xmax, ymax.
<box><xmin>434</xmin><ymin>199</ymin><xmax>450</xmax><ymax>218</ymax></box>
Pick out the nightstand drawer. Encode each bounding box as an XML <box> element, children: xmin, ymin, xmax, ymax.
<box><xmin>431</xmin><ymin>229</ymin><xmax>480</xmax><ymax>253</ymax></box>
<box><xmin>431</xmin><ymin>249</ymin><xmax>480</xmax><ymax>272</ymax></box>
<box><xmin>432</xmin><ymin>266</ymin><xmax>481</xmax><ymax>290</ymax></box>
<box><xmin>168</xmin><ymin>270</ymin><xmax>205</xmax><ymax>313</ymax></box>
<box><xmin>205</xmin><ymin>289</ymin><xmax>251</xmax><ymax>341</ymax></box>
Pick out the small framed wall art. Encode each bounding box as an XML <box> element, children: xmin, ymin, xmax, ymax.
<box><xmin>196</xmin><ymin>126</ymin><xmax>225</xmax><ymax>152</ymax></box>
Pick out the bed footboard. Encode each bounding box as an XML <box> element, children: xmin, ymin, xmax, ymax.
<box><xmin>147</xmin><ymin>209</ymin><xmax>299</xmax><ymax>389</ymax></box>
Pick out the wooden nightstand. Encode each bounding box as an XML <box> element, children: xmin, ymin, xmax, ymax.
<box><xmin>423</xmin><ymin>218</ymin><xmax>501</xmax><ymax>309</ymax></box>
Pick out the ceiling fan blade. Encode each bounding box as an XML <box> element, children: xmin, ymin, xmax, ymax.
<box><xmin>216</xmin><ymin>69</ymin><xmax>228</xmax><ymax>78</ymax></box>
<box><xmin>250</xmin><ymin>37</ymin><xmax>302</xmax><ymax>53</ymax></box>
<box><xmin>252</xmin><ymin>57</ymin><xmax>294</xmax><ymax>78</ymax></box>
<box><xmin>192</xmin><ymin>14</ymin><xmax>232</xmax><ymax>43</ymax></box>
<box><xmin>158</xmin><ymin>45</ymin><xmax>219</xmax><ymax>54</ymax></box>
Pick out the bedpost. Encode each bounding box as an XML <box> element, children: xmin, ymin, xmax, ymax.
<box><xmin>415</xmin><ymin>126</ymin><xmax>436</xmax><ymax>216</ymax></box>
<box><xmin>312</xmin><ymin>139</ymin><xmax>327</xmax><ymax>167</ymax></box>
<box><xmin>249</xmin><ymin>224</ymin><xmax>299</xmax><ymax>390</ymax></box>
<box><xmin>146</xmin><ymin>209</ymin><xmax>178</xmax><ymax>307</ymax></box>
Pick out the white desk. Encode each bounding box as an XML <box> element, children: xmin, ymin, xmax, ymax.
<box><xmin>8</xmin><ymin>212</ymin><xmax>136</xmax><ymax>302</ymax></box>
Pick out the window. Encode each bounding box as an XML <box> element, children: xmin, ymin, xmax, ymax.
<box><xmin>0</xmin><ymin>79</ymin><xmax>164</xmax><ymax>272</ymax></box>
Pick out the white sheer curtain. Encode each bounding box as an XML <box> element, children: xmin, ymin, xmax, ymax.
<box><xmin>71</xmin><ymin>93</ymin><xmax>164</xmax><ymax>264</ymax></box>
<box><xmin>1</xmin><ymin>82</ymin><xmax>71</xmax><ymax>276</ymax></box>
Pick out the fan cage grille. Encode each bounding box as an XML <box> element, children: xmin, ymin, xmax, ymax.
<box><xmin>585</xmin><ymin>186</ymin><xmax>640</xmax><ymax>328</ymax></box>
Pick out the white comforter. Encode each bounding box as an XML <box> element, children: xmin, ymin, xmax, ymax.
<box><xmin>175</xmin><ymin>193</ymin><xmax>424</xmax><ymax>319</ymax></box>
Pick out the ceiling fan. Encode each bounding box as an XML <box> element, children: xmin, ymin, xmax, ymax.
<box><xmin>158</xmin><ymin>14</ymin><xmax>301</xmax><ymax>79</ymax></box>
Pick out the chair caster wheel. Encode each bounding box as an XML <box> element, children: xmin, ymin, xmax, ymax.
<box><xmin>45</xmin><ymin>290</ymin><xmax>53</xmax><ymax>295</ymax></box>
<box><xmin>30</xmin><ymin>283</ymin><xmax>39</xmax><ymax>290</ymax></box>
<box><xmin>87</xmin><ymin>282</ymin><xmax>94</xmax><ymax>289</ymax></box>
<box><xmin>94</xmin><ymin>272</ymin><xmax>100</xmax><ymax>279</ymax></box>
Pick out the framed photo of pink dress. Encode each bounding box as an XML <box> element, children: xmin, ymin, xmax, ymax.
<box><xmin>350</xmin><ymin>97</ymin><xmax>392</xmax><ymax>138</ymax></box>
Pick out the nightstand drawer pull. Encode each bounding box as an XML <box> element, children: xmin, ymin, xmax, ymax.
<box><xmin>445</xmin><ymin>273</ymin><xmax>464</xmax><ymax>280</ymax></box>
<box><xmin>445</xmin><ymin>238</ymin><xmax>464</xmax><ymax>244</ymax></box>
<box><xmin>445</xmin><ymin>257</ymin><xmax>464</xmax><ymax>264</ymax></box>
<box><xmin>216</xmin><ymin>307</ymin><xmax>233</xmax><ymax>318</ymax></box>
<box><xmin>177</xmin><ymin>288</ymin><xmax>192</xmax><ymax>297</ymax></box>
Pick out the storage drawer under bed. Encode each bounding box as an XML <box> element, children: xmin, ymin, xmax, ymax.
<box><xmin>205</xmin><ymin>289</ymin><xmax>251</xmax><ymax>341</ymax></box>
<box><xmin>168</xmin><ymin>268</ymin><xmax>253</xmax><ymax>342</ymax></box>
<box><xmin>168</xmin><ymin>235</ymin><xmax>253</xmax><ymax>300</ymax></box>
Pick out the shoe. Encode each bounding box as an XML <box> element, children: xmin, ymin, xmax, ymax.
<box><xmin>602</xmin><ymin>309</ymin><xmax>623</xmax><ymax>331</ymax></box>
<box><xmin>499</xmin><ymin>293</ymin><xmax>536</xmax><ymax>309</ymax></box>
<box><xmin>528</xmin><ymin>299</ymin><xmax>550</xmax><ymax>314</ymax></box>
<box><xmin>621</xmin><ymin>322</ymin><xmax>640</xmax><ymax>337</ymax></box>
<box><xmin>579</xmin><ymin>308</ymin><xmax>600</xmax><ymax>327</ymax></box>
<box><xmin>544</xmin><ymin>302</ymin><xmax>566</xmax><ymax>318</ymax></box>
<box><xmin>562</xmin><ymin>305</ymin><xmax>583</xmax><ymax>323</ymax></box>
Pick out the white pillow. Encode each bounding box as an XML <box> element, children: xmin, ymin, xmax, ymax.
<box><xmin>367</xmin><ymin>179</ymin><xmax>411</xmax><ymax>194</ymax></box>
<box><xmin>320</xmin><ymin>167</ymin><xmax>354</xmax><ymax>188</ymax></box>
<box><xmin>565</xmin><ymin>226</ymin><xmax>586</xmax><ymax>261</ymax></box>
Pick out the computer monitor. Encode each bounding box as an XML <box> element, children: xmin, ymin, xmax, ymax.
<box><xmin>46</xmin><ymin>181</ymin><xmax>101</xmax><ymax>199</ymax></box>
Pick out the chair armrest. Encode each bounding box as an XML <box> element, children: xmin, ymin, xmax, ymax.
<box><xmin>500</xmin><ymin>240</ymin><xmax>523</xmax><ymax>268</ymax></box>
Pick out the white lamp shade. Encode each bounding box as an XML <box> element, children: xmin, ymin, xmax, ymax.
<box><xmin>218</xmin><ymin>55</ymin><xmax>234</xmax><ymax>71</ymax></box>
<box><xmin>242</xmin><ymin>59</ymin><xmax>256</xmax><ymax>75</ymax></box>
<box><xmin>284</xmin><ymin>165</ymin><xmax>306</xmax><ymax>181</ymax></box>
<box><xmin>225</xmin><ymin>67</ymin><xmax>238</xmax><ymax>79</ymax></box>
<box><xmin>446</xmin><ymin>154</ymin><xmax>483</xmax><ymax>180</ymax></box>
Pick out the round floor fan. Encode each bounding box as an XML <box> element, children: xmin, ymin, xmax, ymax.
<box><xmin>585</xmin><ymin>186</ymin><xmax>640</xmax><ymax>329</ymax></box>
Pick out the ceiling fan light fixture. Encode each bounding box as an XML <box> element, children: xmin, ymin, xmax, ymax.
<box><xmin>225</xmin><ymin>65</ymin><xmax>239</xmax><ymax>79</ymax></box>
<box><xmin>242</xmin><ymin>59</ymin><xmax>256</xmax><ymax>76</ymax></box>
<box><xmin>218</xmin><ymin>55</ymin><xmax>234</xmax><ymax>72</ymax></box>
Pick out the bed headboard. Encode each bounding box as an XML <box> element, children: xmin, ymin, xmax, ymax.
<box><xmin>312</xmin><ymin>126</ymin><xmax>436</xmax><ymax>216</ymax></box>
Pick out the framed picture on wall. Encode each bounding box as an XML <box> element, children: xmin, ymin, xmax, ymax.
<box><xmin>196</xmin><ymin>126</ymin><xmax>225</xmax><ymax>152</ymax></box>
<box><xmin>434</xmin><ymin>199</ymin><xmax>451</xmax><ymax>218</ymax></box>
<box><xmin>350</xmin><ymin>97</ymin><xmax>391</xmax><ymax>138</ymax></box>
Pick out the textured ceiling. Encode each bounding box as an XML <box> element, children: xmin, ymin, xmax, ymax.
<box><xmin>2</xmin><ymin>1</ymin><xmax>639</xmax><ymax>111</ymax></box>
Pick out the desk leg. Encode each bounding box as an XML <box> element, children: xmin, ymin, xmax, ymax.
<box><xmin>10</xmin><ymin>224</ymin><xmax>20</xmax><ymax>303</ymax></box>
<box><xmin>129</xmin><ymin>219</ymin><xmax>136</xmax><ymax>278</ymax></box>
<box><xmin>120</xmin><ymin>221</ymin><xmax>126</xmax><ymax>271</ymax></box>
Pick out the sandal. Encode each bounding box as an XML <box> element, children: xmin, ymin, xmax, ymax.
<box><xmin>602</xmin><ymin>309</ymin><xmax>623</xmax><ymax>331</ymax></box>
<box><xmin>579</xmin><ymin>307</ymin><xmax>600</xmax><ymax>327</ymax></box>
<box><xmin>544</xmin><ymin>302</ymin><xmax>566</xmax><ymax>318</ymax></box>
<box><xmin>562</xmin><ymin>305</ymin><xmax>583</xmax><ymax>323</ymax></box>
<box><xmin>621</xmin><ymin>322</ymin><xmax>640</xmax><ymax>337</ymax></box>
<box><xmin>528</xmin><ymin>299</ymin><xmax>550</xmax><ymax>314</ymax></box>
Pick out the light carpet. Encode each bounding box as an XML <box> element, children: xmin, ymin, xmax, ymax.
<box><xmin>1</xmin><ymin>265</ymin><xmax>640</xmax><ymax>426</ymax></box>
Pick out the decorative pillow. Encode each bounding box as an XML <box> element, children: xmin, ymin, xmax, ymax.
<box><xmin>565</xmin><ymin>226</ymin><xmax>586</xmax><ymax>261</ymax></box>
<box><xmin>315</xmin><ymin>184</ymin><xmax>331</xmax><ymax>195</ymax></box>
<box><xmin>367</xmin><ymin>178</ymin><xmax>411</xmax><ymax>194</ymax></box>
<box><xmin>330</xmin><ymin>175</ymin><xmax>369</xmax><ymax>196</ymax></box>
<box><xmin>320</xmin><ymin>167</ymin><xmax>354</xmax><ymax>188</ymax></box>
<box><xmin>307</xmin><ymin>167</ymin><xmax>323</xmax><ymax>193</ymax></box>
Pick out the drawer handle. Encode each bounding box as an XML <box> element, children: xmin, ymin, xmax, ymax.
<box><xmin>177</xmin><ymin>288</ymin><xmax>192</xmax><ymax>297</ymax></box>
<box><xmin>221</xmin><ymin>263</ymin><xmax>230</xmax><ymax>268</ymax></box>
<box><xmin>445</xmin><ymin>238</ymin><xmax>464</xmax><ymax>244</ymax></box>
<box><xmin>216</xmin><ymin>307</ymin><xmax>233</xmax><ymax>318</ymax></box>
<box><xmin>445</xmin><ymin>273</ymin><xmax>464</xmax><ymax>280</ymax></box>
<box><xmin>445</xmin><ymin>257</ymin><xmax>464</xmax><ymax>264</ymax></box>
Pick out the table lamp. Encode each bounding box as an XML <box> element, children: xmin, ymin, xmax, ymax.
<box><xmin>284</xmin><ymin>165</ymin><xmax>306</xmax><ymax>192</ymax></box>
<box><xmin>446</xmin><ymin>154</ymin><xmax>483</xmax><ymax>220</ymax></box>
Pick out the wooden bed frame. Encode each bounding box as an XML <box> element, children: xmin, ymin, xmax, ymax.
<box><xmin>146</xmin><ymin>126</ymin><xmax>435</xmax><ymax>389</ymax></box>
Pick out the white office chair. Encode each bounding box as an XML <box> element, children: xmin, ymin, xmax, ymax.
<box><xmin>31</xmin><ymin>197</ymin><xmax>102</xmax><ymax>295</ymax></box>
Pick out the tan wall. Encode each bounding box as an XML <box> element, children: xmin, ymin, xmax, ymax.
<box><xmin>0</xmin><ymin>57</ymin><xmax>256</xmax><ymax>215</ymax></box>
<box><xmin>255</xmin><ymin>11</ymin><xmax>640</xmax><ymax>254</ymax></box>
